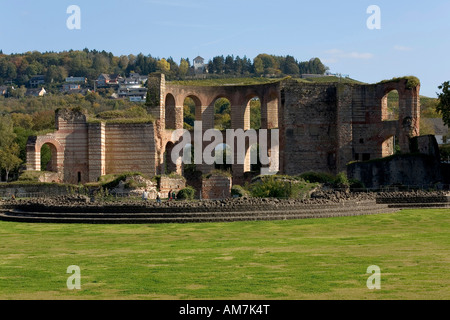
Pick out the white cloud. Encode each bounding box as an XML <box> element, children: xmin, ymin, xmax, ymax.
<box><xmin>325</xmin><ymin>49</ymin><xmax>374</xmax><ymax>62</ymax></box>
<box><xmin>394</xmin><ymin>45</ymin><xmax>413</xmax><ymax>51</ymax></box>
<box><xmin>325</xmin><ymin>49</ymin><xmax>374</xmax><ymax>60</ymax></box>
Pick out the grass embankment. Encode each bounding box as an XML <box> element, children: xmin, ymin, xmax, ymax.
<box><xmin>0</xmin><ymin>209</ymin><xmax>448</xmax><ymax>300</ymax></box>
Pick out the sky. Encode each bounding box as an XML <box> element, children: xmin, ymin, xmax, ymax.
<box><xmin>0</xmin><ymin>0</ymin><xmax>449</xmax><ymax>97</ymax></box>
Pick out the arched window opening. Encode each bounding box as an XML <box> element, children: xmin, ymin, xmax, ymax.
<box><xmin>214</xmin><ymin>98</ymin><xmax>231</xmax><ymax>130</ymax></box>
<box><xmin>165</xmin><ymin>93</ymin><xmax>176</xmax><ymax>130</ymax></box>
<box><xmin>40</xmin><ymin>143</ymin><xmax>57</xmax><ymax>172</ymax></box>
<box><xmin>382</xmin><ymin>90</ymin><xmax>400</xmax><ymax>121</ymax></box>
<box><xmin>214</xmin><ymin>143</ymin><xmax>232</xmax><ymax>172</ymax></box>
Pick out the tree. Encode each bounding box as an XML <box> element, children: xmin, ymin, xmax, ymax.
<box><xmin>253</xmin><ymin>57</ymin><xmax>264</xmax><ymax>75</ymax></box>
<box><xmin>0</xmin><ymin>114</ymin><xmax>16</xmax><ymax>149</ymax></box>
<box><xmin>437</xmin><ymin>81</ymin><xmax>450</xmax><ymax>127</ymax></box>
<box><xmin>0</xmin><ymin>143</ymin><xmax>22</xmax><ymax>181</ymax></box>
<box><xmin>282</xmin><ymin>55</ymin><xmax>299</xmax><ymax>75</ymax></box>
<box><xmin>156</xmin><ymin>58</ymin><xmax>170</xmax><ymax>74</ymax></box>
<box><xmin>178</xmin><ymin>58</ymin><xmax>189</xmax><ymax>78</ymax></box>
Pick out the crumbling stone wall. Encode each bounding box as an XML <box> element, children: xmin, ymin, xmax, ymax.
<box><xmin>25</xmin><ymin>76</ymin><xmax>420</xmax><ymax>186</ymax></box>
<box><xmin>158</xmin><ymin>176</ymin><xmax>186</xmax><ymax>198</ymax></box>
<box><xmin>348</xmin><ymin>135</ymin><xmax>442</xmax><ymax>188</ymax></box>
<box><xmin>201</xmin><ymin>174</ymin><xmax>232</xmax><ymax>200</ymax></box>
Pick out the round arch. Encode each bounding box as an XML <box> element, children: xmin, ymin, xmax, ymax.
<box><xmin>33</xmin><ymin>137</ymin><xmax>64</xmax><ymax>173</ymax></box>
<box><xmin>165</xmin><ymin>93</ymin><xmax>177</xmax><ymax>130</ymax></box>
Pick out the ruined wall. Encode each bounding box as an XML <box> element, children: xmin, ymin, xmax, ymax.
<box><xmin>348</xmin><ymin>154</ymin><xmax>442</xmax><ymax>189</ymax></box>
<box><xmin>27</xmin><ymin>109</ymin><xmax>158</xmax><ymax>184</ymax></box>
<box><xmin>280</xmin><ymin>78</ymin><xmax>420</xmax><ymax>176</ymax></box>
<box><xmin>348</xmin><ymin>135</ymin><xmax>441</xmax><ymax>188</ymax></box>
<box><xmin>104</xmin><ymin>123</ymin><xmax>157</xmax><ymax>177</ymax></box>
<box><xmin>280</xmin><ymin>81</ymin><xmax>338</xmax><ymax>175</ymax></box>
<box><xmin>158</xmin><ymin>176</ymin><xmax>186</xmax><ymax>198</ymax></box>
<box><xmin>201</xmin><ymin>174</ymin><xmax>232</xmax><ymax>200</ymax></box>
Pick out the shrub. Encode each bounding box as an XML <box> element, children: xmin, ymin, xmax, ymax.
<box><xmin>176</xmin><ymin>186</ymin><xmax>196</xmax><ymax>200</ymax></box>
<box><xmin>250</xmin><ymin>175</ymin><xmax>317</xmax><ymax>199</ymax></box>
<box><xmin>349</xmin><ymin>179</ymin><xmax>365</xmax><ymax>190</ymax></box>
<box><xmin>299</xmin><ymin>171</ymin><xmax>335</xmax><ymax>184</ymax></box>
<box><xmin>333</xmin><ymin>172</ymin><xmax>350</xmax><ymax>188</ymax></box>
<box><xmin>231</xmin><ymin>185</ymin><xmax>249</xmax><ymax>198</ymax></box>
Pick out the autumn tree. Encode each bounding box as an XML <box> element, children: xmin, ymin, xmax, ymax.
<box><xmin>436</xmin><ymin>81</ymin><xmax>450</xmax><ymax>127</ymax></box>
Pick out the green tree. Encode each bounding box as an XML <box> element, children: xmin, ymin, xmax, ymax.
<box><xmin>178</xmin><ymin>58</ymin><xmax>189</xmax><ymax>78</ymax></box>
<box><xmin>253</xmin><ymin>57</ymin><xmax>264</xmax><ymax>75</ymax></box>
<box><xmin>0</xmin><ymin>143</ymin><xmax>22</xmax><ymax>181</ymax></box>
<box><xmin>0</xmin><ymin>114</ymin><xmax>16</xmax><ymax>148</ymax></box>
<box><xmin>436</xmin><ymin>81</ymin><xmax>450</xmax><ymax>127</ymax></box>
<box><xmin>156</xmin><ymin>58</ymin><xmax>171</xmax><ymax>74</ymax></box>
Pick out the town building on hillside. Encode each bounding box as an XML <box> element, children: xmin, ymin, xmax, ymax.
<box><xmin>96</xmin><ymin>74</ymin><xmax>123</xmax><ymax>88</ymax></box>
<box><xmin>62</xmin><ymin>83</ymin><xmax>82</xmax><ymax>92</ymax></box>
<box><xmin>65</xmin><ymin>76</ymin><xmax>87</xmax><ymax>84</ymax></box>
<box><xmin>117</xmin><ymin>74</ymin><xmax>147</xmax><ymax>102</ymax></box>
<box><xmin>29</xmin><ymin>75</ymin><xmax>45</xmax><ymax>88</ymax></box>
<box><xmin>0</xmin><ymin>85</ymin><xmax>7</xmax><ymax>96</ymax></box>
<box><xmin>26</xmin><ymin>87</ymin><xmax>47</xmax><ymax>97</ymax></box>
<box><xmin>193</xmin><ymin>56</ymin><xmax>205</xmax><ymax>74</ymax></box>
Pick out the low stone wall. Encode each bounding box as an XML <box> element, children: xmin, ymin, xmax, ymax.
<box><xmin>158</xmin><ymin>176</ymin><xmax>186</xmax><ymax>198</ymax></box>
<box><xmin>347</xmin><ymin>154</ymin><xmax>442</xmax><ymax>189</ymax></box>
<box><xmin>0</xmin><ymin>183</ymin><xmax>74</xmax><ymax>198</ymax></box>
<box><xmin>376</xmin><ymin>191</ymin><xmax>450</xmax><ymax>204</ymax></box>
<box><xmin>201</xmin><ymin>174</ymin><xmax>232</xmax><ymax>200</ymax></box>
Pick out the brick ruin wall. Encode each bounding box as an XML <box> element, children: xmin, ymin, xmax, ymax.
<box><xmin>25</xmin><ymin>76</ymin><xmax>420</xmax><ymax>188</ymax></box>
<box><xmin>26</xmin><ymin>109</ymin><xmax>157</xmax><ymax>185</ymax></box>
<box><xmin>201</xmin><ymin>174</ymin><xmax>232</xmax><ymax>200</ymax></box>
<box><xmin>158</xmin><ymin>176</ymin><xmax>186</xmax><ymax>198</ymax></box>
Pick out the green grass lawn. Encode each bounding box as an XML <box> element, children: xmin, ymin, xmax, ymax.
<box><xmin>0</xmin><ymin>209</ymin><xmax>448</xmax><ymax>300</ymax></box>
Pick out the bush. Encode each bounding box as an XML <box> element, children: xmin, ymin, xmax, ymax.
<box><xmin>250</xmin><ymin>175</ymin><xmax>317</xmax><ymax>199</ymax></box>
<box><xmin>231</xmin><ymin>185</ymin><xmax>249</xmax><ymax>198</ymax></box>
<box><xmin>299</xmin><ymin>171</ymin><xmax>335</xmax><ymax>184</ymax></box>
<box><xmin>176</xmin><ymin>186</ymin><xmax>196</xmax><ymax>200</ymax></box>
<box><xmin>349</xmin><ymin>179</ymin><xmax>365</xmax><ymax>190</ymax></box>
<box><xmin>333</xmin><ymin>172</ymin><xmax>350</xmax><ymax>188</ymax></box>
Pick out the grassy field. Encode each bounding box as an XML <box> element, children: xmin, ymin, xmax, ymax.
<box><xmin>0</xmin><ymin>209</ymin><xmax>448</xmax><ymax>300</ymax></box>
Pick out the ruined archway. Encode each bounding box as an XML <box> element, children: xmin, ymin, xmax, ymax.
<box><xmin>246</xmin><ymin>96</ymin><xmax>262</xmax><ymax>130</ymax></box>
<box><xmin>40</xmin><ymin>143</ymin><xmax>58</xmax><ymax>172</ymax></box>
<box><xmin>214</xmin><ymin>143</ymin><xmax>232</xmax><ymax>172</ymax></box>
<box><xmin>382</xmin><ymin>89</ymin><xmax>400</xmax><ymax>122</ymax></box>
<box><xmin>164</xmin><ymin>141</ymin><xmax>178</xmax><ymax>174</ymax></box>
<box><xmin>214</xmin><ymin>97</ymin><xmax>231</xmax><ymax>131</ymax></box>
<box><xmin>183</xmin><ymin>96</ymin><xmax>202</xmax><ymax>130</ymax></box>
<box><xmin>165</xmin><ymin>93</ymin><xmax>176</xmax><ymax>130</ymax></box>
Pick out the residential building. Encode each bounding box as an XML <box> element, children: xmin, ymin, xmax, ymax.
<box><xmin>97</xmin><ymin>74</ymin><xmax>122</xmax><ymax>87</ymax></box>
<box><xmin>0</xmin><ymin>85</ymin><xmax>7</xmax><ymax>96</ymax></box>
<box><xmin>62</xmin><ymin>83</ymin><xmax>82</xmax><ymax>92</ymax></box>
<box><xmin>65</xmin><ymin>76</ymin><xmax>87</xmax><ymax>84</ymax></box>
<box><xmin>26</xmin><ymin>87</ymin><xmax>47</xmax><ymax>97</ymax></box>
<box><xmin>116</xmin><ymin>73</ymin><xmax>147</xmax><ymax>102</ymax></box>
<box><xmin>193</xmin><ymin>56</ymin><xmax>205</xmax><ymax>74</ymax></box>
<box><xmin>29</xmin><ymin>75</ymin><xmax>45</xmax><ymax>87</ymax></box>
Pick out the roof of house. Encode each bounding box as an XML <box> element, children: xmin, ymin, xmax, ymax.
<box><xmin>423</xmin><ymin>118</ymin><xmax>449</xmax><ymax>135</ymax></box>
<box><xmin>98</xmin><ymin>74</ymin><xmax>121</xmax><ymax>80</ymax></box>
<box><xmin>194</xmin><ymin>56</ymin><xmax>204</xmax><ymax>61</ymax></box>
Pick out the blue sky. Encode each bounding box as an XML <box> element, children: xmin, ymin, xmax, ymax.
<box><xmin>0</xmin><ymin>0</ymin><xmax>449</xmax><ymax>97</ymax></box>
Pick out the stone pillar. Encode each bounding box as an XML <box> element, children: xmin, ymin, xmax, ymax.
<box><xmin>147</xmin><ymin>73</ymin><xmax>166</xmax><ymax>121</ymax></box>
<box><xmin>336</xmin><ymin>84</ymin><xmax>353</xmax><ymax>173</ymax></box>
<box><xmin>88</xmin><ymin>122</ymin><xmax>106</xmax><ymax>182</ymax></box>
